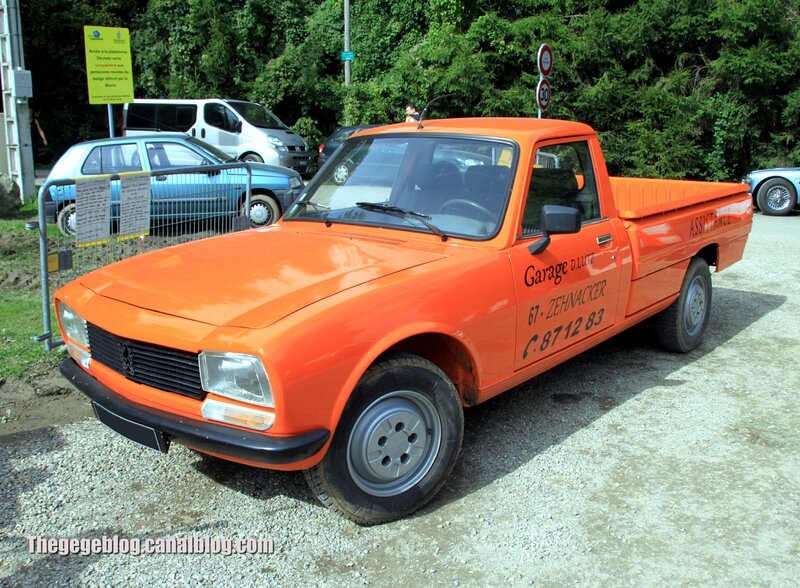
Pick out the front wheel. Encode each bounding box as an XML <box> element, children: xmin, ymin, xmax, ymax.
<box><xmin>305</xmin><ymin>353</ymin><xmax>464</xmax><ymax>525</ymax></box>
<box><xmin>56</xmin><ymin>203</ymin><xmax>77</xmax><ymax>237</ymax></box>
<box><xmin>756</xmin><ymin>178</ymin><xmax>797</xmax><ymax>216</ymax></box>
<box><xmin>654</xmin><ymin>257</ymin><xmax>712</xmax><ymax>352</ymax></box>
<box><xmin>240</xmin><ymin>153</ymin><xmax>264</xmax><ymax>163</ymax></box>
<box><xmin>243</xmin><ymin>194</ymin><xmax>280</xmax><ymax>227</ymax></box>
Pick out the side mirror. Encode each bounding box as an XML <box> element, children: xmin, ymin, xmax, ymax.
<box><xmin>528</xmin><ymin>205</ymin><xmax>581</xmax><ymax>255</ymax></box>
<box><xmin>234</xmin><ymin>120</ymin><xmax>243</xmax><ymax>133</ymax></box>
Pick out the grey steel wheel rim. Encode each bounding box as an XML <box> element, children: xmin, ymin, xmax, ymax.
<box><xmin>347</xmin><ymin>390</ymin><xmax>442</xmax><ymax>497</ymax></box>
<box><xmin>250</xmin><ymin>202</ymin><xmax>272</xmax><ymax>226</ymax></box>
<box><xmin>684</xmin><ymin>276</ymin><xmax>707</xmax><ymax>337</ymax></box>
<box><xmin>765</xmin><ymin>185</ymin><xmax>791</xmax><ymax>212</ymax></box>
<box><xmin>333</xmin><ymin>164</ymin><xmax>349</xmax><ymax>184</ymax></box>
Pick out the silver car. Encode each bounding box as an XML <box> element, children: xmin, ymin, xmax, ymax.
<box><xmin>746</xmin><ymin>168</ymin><xmax>799</xmax><ymax>216</ymax></box>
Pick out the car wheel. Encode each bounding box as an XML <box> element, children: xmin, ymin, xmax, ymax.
<box><xmin>304</xmin><ymin>353</ymin><xmax>464</xmax><ymax>525</ymax></box>
<box><xmin>756</xmin><ymin>178</ymin><xmax>797</xmax><ymax>216</ymax></box>
<box><xmin>243</xmin><ymin>194</ymin><xmax>280</xmax><ymax>227</ymax></box>
<box><xmin>56</xmin><ymin>203</ymin><xmax>77</xmax><ymax>237</ymax></box>
<box><xmin>654</xmin><ymin>257</ymin><xmax>711</xmax><ymax>353</ymax></box>
<box><xmin>241</xmin><ymin>153</ymin><xmax>264</xmax><ymax>163</ymax></box>
<box><xmin>333</xmin><ymin>163</ymin><xmax>350</xmax><ymax>184</ymax></box>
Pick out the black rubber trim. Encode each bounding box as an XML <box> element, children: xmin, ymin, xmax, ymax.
<box><xmin>61</xmin><ymin>358</ymin><xmax>330</xmax><ymax>465</ymax></box>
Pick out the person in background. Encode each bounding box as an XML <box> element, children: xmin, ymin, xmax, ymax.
<box><xmin>405</xmin><ymin>103</ymin><xmax>420</xmax><ymax>123</ymax></box>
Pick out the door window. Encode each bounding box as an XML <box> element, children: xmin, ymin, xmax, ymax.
<box><xmin>81</xmin><ymin>144</ymin><xmax>142</xmax><ymax>175</ymax></box>
<box><xmin>204</xmin><ymin>104</ymin><xmax>240</xmax><ymax>133</ymax></box>
<box><xmin>521</xmin><ymin>141</ymin><xmax>600</xmax><ymax>235</ymax></box>
<box><xmin>146</xmin><ymin>142</ymin><xmax>210</xmax><ymax>170</ymax></box>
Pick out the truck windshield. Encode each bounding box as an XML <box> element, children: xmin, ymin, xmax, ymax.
<box><xmin>227</xmin><ymin>101</ymin><xmax>288</xmax><ymax>130</ymax></box>
<box><xmin>284</xmin><ymin>135</ymin><xmax>516</xmax><ymax>241</ymax></box>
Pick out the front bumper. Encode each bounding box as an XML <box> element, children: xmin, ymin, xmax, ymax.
<box><xmin>61</xmin><ymin>358</ymin><xmax>330</xmax><ymax>466</ymax></box>
<box><xmin>279</xmin><ymin>153</ymin><xmax>311</xmax><ymax>175</ymax></box>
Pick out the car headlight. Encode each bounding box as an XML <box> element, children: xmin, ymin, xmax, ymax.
<box><xmin>267</xmin><ymin>136</ymin><xmax>285</xmax><ymax>150</ymax></box>
<box><xmin>199</xmin><ymin>352</ymin><xmax>273</xmax><ymax>407</ymax></box>
<box><xmin>57</xmin><ymin>302</ymin><xmax>91</xmax><ymax>369</ymax></box>
<box><xmin>58</xmin><ymin>302</ymin><xmax>89</xmax><ymax>348</ymax></box>
<box><xmin>289</xmin><ymin>176</ymin><xmax>303</xmax><ymax>189</ymax></box>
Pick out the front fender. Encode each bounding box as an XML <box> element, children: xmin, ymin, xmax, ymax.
<box><xmin>236</xmin><ymin>142</ymin><xmax>280</xmax><ymax>166</ymax></box>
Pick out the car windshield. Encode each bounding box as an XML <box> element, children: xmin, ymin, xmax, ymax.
<box><xmin>284</xmin><ymin>135</ymin><xmax>516</xmax><ymax>240</ymax></box>
<box><xmin>227</xmin><ymin>101</ymin><xmax>287</xmax><ymax>130</ymax></box>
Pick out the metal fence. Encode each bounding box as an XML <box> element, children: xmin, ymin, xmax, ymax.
<box><xmin>29</xmin><ymin>162</ymin><xmax>253</xmax><ymax>350</ymax></box>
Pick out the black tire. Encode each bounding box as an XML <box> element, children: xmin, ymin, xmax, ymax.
<box><xmin>305</xmin><ymin>353</ymin><xmax>464</xmax><ymax>525</ymax></box>
<box><xmin>57</xmin><ymin>203</ymin><xmax>77</xmax><ymax>237</ymax></box>
<box><xmin>654</xmin><ymin>257</ymin><xmax>712</xmax><ymax>352</ymax></box>
<box><xmin>241</xmin><ymin>153</ymin><xmax>264</xmax><ymax>163</ymax></box>
<box><xmin>756</xmin><ymin>178</ymin><xmax>797</xmax><ymax>216</ymax></box>
<box><xmin>243</xmin><ymin>194</ymin><xmax>280</xmax><ymax>227</ymax></box>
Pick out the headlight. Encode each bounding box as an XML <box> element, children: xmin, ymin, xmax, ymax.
<box><xmin>289</xmin><ymin>176</ymin><xmax>303</xmax><ymax>189</ymax></box>
<box><xmin>267</xmin><ymin>136</ymin><xmax>285</xmax><ymax>150</ymax></box>
<box><xmin>199</xmin><ymin>352</ymin><xmax>273</xmax><ymax>407</ymax></box>
<box><xmin>58</xmin><ymin>302</ymin><xmax>89</xmax><ymax>348</ymax></box>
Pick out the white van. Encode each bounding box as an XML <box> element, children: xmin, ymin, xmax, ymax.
<box><xmin>123</xmin><ymin>99</ymin><xmax>311</xmax><ymax>174</ymax></box>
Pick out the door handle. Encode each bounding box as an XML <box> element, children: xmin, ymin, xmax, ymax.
<box><xmin>201</xmin><ymin>128</ymin><xmax>206</xmax><ymax>139</ymax></box>
<box><xmin>596</xmin><ymin>234</ymin><xmax>613</xmax><ymax>245</ymax></box>
<box><xmin>155</xmin><ymin>175</ymin><xmax>168</xmax><ymax>181</ymax></box>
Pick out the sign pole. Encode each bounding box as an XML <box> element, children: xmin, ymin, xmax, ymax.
<box><xmin>344</xmin><ymin>0</ymin><xmax>351</xmax><ymax>87</ymax></box>
<box><xmin>536</xmin><ymin>43</ymin><xmax>553</xmax><ymax>118</ymax></box>
<box><xmin>107</xmin><ymin>104</ymin><xmax>114</xmax><ymax>138</ymax></box>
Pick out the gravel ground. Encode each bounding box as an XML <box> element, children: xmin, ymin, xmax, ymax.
<box><xmin>1</xmin><ymin>213</ymin><xmax>798</xmax><ymax>586</ymax></box>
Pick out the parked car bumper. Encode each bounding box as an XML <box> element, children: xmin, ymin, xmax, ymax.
<box><xmin>279</xmin><ymin>153</ymin><xmax>311</xmax><ymax>175</ymax></box>
<box><xmin>60</xmin><ymin>358</ymin><xmax>330</xmax><ymax>466</ymax></box>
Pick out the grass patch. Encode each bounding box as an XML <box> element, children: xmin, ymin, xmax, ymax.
<box><xmin>0</xmin><ymin>291</ymin><xmax>61</xmax><ymax>379</ymax></box>
<box><xmin>0</xmin><ymin>201</ymin><xmax>62</xmax><ymax>380</ymax></box>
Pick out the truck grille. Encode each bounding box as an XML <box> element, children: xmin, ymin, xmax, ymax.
<box><xmin>87</xmin><ymin>323</ymin><xmax>204</xmax><ymax>400</ymax></box>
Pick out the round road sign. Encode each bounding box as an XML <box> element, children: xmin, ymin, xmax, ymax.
<box><xmin>537</xmin><ymin>78</ymin><xmax>552</xmax><ymax>111</ymax></box>
<box><xmin>538</xmin><ymin>43</ymin><xmax>553</xmax><ymax>77</ymax></box>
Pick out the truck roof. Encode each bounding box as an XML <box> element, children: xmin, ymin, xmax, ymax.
<box><xmin>361</xmin><ymin>117</ymin><xmax>597</xmax><ymax>144</ymax></box>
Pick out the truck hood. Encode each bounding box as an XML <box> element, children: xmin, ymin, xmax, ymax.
<box><xmin>79</xmin><ymin>228</ymin><xmax>445</xmax><ymax>329</ymax></box>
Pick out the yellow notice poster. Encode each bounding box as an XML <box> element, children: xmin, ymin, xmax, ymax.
<box><xmin>83</xmin><ymin>26</ymin><xmax>134</xmax><ymax>105</ymax></box>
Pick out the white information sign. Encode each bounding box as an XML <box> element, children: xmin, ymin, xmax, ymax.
<box><xmin>538</xmin><ymin>44</ymin><xmax>553</xmax><ymax>77</ymax></box>
<box><xmin>119</xmin><ymin>174</ymin><xmax>152</xmax><ymax>239</ymax></box>
<box><xmin>75</xmin><ymin>177</ymin><xmax>111</xmax><ymax>245</ymax></box>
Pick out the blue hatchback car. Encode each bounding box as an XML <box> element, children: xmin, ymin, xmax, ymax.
<box><xmin>41</xmin><ymin>135</ymin><xmax>304</xmax><ymax>236</ymax></box>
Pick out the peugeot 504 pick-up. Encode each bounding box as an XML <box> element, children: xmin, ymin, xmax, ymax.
<box><xmin>56</xmin><ymin>118</ymin><xmax>752</xmax><ymax>524</ymax></box>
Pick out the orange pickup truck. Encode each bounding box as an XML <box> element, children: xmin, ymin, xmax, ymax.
<box><xmin>56</xmin><ymin>118</ymin><xmax>752</xmax><ymax>524</ymax></box>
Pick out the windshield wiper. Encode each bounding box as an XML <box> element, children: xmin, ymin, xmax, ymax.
<box><xmin>355</xmin><ymin>202</ymin><xmax>448</xmax><ymax>241</ymax></box>
<box><xmin>293</xmin><ymin>200</ymin><xmax>333</xmax><ymax>226</ymax></box>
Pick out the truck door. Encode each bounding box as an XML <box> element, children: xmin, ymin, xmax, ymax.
<box><xmin>509</xmin><ymin>139</ymin><xmax>623</xmax><ymax>371</ymax></box>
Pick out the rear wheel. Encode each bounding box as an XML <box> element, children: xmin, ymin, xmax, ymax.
<box><xmin>56</xmin><ymin>203</ymin><xmax>77</xmax><ymax>237</ymax></box>
<box><xmin>756</xmin><ymin>178</ymin><xmax>797</xmax><ymax>216</ymax></box>
<box><xmin>243</xmin><ymin>194</ymin><xmax>280</xmax><ymax>227</ymax></box>
<box><xmin>305</xmin><ymin>353</ymin><xmax>464</xmax><ymax>525</ymax></box>
<box><xmin>654</xmin><ymin>257</ymin><xmax>712</xmax><ymax>352</ymax></box>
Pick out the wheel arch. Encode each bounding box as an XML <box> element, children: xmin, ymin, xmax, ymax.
<box><xmin>238</xmin><ymin>188</ymin><xmax>281</xmax><ymax>214</ymax></box>
<box><xmin>323</xmin><ymin>329</ymin><xmax>481</xmax><ymax>443</ymax></box>
<box><xmin>695</xmin><ymin>243</ymin><xmax>718</xmax><ymax>269</ymax></box>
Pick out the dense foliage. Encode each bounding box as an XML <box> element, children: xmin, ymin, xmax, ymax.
<box><xmin>22</xmin><ymin>0</ymin><xmax>800</xmax><ymax>180</ymax></box>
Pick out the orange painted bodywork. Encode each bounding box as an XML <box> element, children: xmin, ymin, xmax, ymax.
<box><xmin>55</xmin><ymin>118</ymin><xmax>753</xmax><ymax>470</ymax></box>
